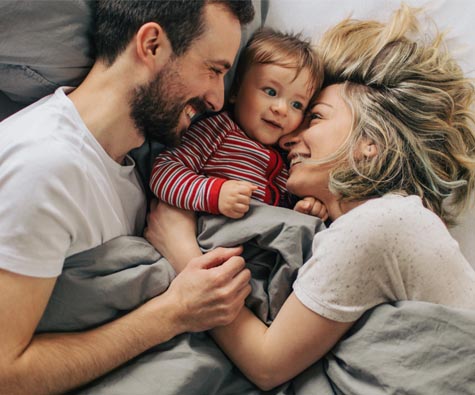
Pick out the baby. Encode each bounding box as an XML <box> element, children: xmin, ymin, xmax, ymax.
<box><xmin>150</xmin><ymin>28</ymin><xmax>323</xmax><ymax>218</ymax></box>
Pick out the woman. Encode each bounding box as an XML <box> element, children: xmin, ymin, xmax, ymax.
<box><xmin>145</xmin><ymin>5</ymin><xmax>475</xmax><ymax>391</ymax></box>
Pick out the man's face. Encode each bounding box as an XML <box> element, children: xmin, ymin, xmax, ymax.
<box><xmin>131</xmin><ymin>4</ymin><xmax>242</xmax><ymax>147</ymax></box>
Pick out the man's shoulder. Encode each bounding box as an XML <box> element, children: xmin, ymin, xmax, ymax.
<box><xmin>1</xmin><ymin>127</ymin><xmax>86</xmax><ymax>193</ymax></box>
<box><xmin>1</xmin><ymin>88</ymin><xmax>78</xmax><ymax>128</ymax></box>
<box><xmin>1</xmin><ymin>98</ymin><xmax>86</xmax><ymax>170</ymax></box>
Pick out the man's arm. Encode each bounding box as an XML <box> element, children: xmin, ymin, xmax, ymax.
<box><xmin>0</xmin><ymin>249</ymin><xmax>250</xmax><ymax>395</ymax></box>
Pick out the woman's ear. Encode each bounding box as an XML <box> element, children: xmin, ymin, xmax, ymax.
<box><xmin>358</xmin><ymin>138</ymin><xmax>378</xmax><ymax>159</ymax></box>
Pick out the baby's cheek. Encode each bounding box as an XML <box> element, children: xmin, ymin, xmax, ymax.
<box><xmin>290</xmin><ymin>114</ymin><xmax>306</xmax><ymax>133</ymax></box>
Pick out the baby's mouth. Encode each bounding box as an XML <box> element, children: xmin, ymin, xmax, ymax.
<box><xmin>263</xmin><ymin>119</ymin><xmax>283</xmax><ymax>129</ymax></box>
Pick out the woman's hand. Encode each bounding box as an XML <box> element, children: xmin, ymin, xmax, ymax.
<box><xmin>294</xmin><ymin>196</ymin><xmax>329</xmax><ymax>221</ymax></box>
<box><xmin>144</xmin><ymin>199</ymin><xmax>202</xmax><ymax>272</ymax></box>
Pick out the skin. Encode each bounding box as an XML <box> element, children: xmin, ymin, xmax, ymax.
<box><xmin>0</xmin><ymin>5</ymin><xmax>251</xmax><ymax>395</ymax></box>
<box><xmin>218</xmin><ymin>64</ymin><xmax>318</xmax><ymax>219</ymax></box>
<box><xmin>232</xmin><ymin>63</ymin><xmax>312</xmax><ymax>146</ymax></box>
<box><xmin>146</xmin><ymin>84</ymin><xmax>378</xmax><ymax>390</ymax></box>
<box><xmin>283</xmin><ymin>84</ymin><xmax>375</xmax><ymax>218</ymax></box>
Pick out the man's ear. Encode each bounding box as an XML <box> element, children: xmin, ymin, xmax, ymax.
<box><xmin>135</xmin><ymin>22</ymin><xmax>173</xmax><ymax>71</ymax></box>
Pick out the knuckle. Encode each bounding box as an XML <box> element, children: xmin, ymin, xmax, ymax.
<box><xmin>236</xmin><ymin>256</ymin><xmax>247</xmax><ymax>269</ymax></box>
<box><xmin>243</xmin><ymin>268</ymin><xmax>252</xmax><ymax>281</ymax></box>
<box><xmin>245</xmin><ymin>283</ymin><xmax>252</xmax><ymax>296</ymax></box>
<box><xmin>209</xmin><ymin>272</ymin><xmax>222</xmax><ymax>286</ymax></box>
<box><xmin>212</xmin><ymin>288</ymin><xmax>225</xmax><ymax>302</ymax></box>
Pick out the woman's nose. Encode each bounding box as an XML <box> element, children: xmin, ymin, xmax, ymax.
<box><xmin>279</xmin><ymin>130</ymin><xmax>300</xmax><ymax>151</ymax></box>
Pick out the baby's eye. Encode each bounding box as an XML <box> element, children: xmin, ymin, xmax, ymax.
<box><xmin>263</xmin><ymin>87</ymin><xmax>277</xmax><ymax>96</ymax></box>
<box><xmin>291</xmin><ymin>101</ymin><xmax>304</xmax><ymax>110</ymax></box>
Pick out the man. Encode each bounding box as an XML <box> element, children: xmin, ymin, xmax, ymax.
<box><xmin>0</xmin><ymin>1</ymin><xmax>254</xmax><ymax>393</ymax></box>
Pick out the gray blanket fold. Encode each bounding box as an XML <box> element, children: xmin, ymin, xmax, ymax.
<box><xmin>38</xmin><ymin>202</ymin><xmax>322</xmax><ymax>332</ymax></box>
<box><xmin>326</xmin><ymin>301</ymin><xmax>475</xmax><ymax>395</ymax></box>
<box><xmin>36</xmin><ymin>202</ymin><xmax>475</xmax><ymax>394</ymax></box>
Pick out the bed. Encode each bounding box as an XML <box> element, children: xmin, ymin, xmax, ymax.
<box><xmin>1</xmin><ymin>1</ymin><xmax>475</xmax><ymax>394</ymax></box>
<box><xmin>36</xmin><ymin>203</ymin><xmax>475</xmax><ymax>395</ymax></box>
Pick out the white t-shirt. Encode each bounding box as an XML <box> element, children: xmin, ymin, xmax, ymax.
<box><xmin>0</xmin><ymin>87</ymin><xmax>146</xmax><ymax>277</ymax></box>
<box><xmin>293</xmin><ymin>194</ymin><xmax>475</xmax><ymax>322</ymax></box>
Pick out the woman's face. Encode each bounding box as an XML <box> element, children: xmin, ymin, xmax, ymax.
<box><xmin>280</xmin><ymin>84</ymin><xmax>353</xmax><ymax>198</ymax></box>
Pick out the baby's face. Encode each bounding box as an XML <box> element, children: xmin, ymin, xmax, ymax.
<box><xmin>232</xmin><ymin>63</ymin><xmax>313</xmax><ymax>146</ymax></box>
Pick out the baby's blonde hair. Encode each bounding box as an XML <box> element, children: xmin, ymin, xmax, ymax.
<box><xmin>317</xmin><ymin>5</ymin><xmax>475</xmax><ymax>224</ymax></box>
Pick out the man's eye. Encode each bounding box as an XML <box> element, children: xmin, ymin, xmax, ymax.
<box><xmin>291</xmin><ymin>101</ymin><xmax>304</xmax><ymax>110</ymax></box>
<box><xmin>263</xmin><ymin>87</ymin><xmax>277</xmax><ymax>96</ymax></box>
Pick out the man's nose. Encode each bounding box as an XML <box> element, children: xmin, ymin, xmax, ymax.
<box><xmin>204</xmin><ymin>78</ymin><xmax>225</xmax><ymax>112</ymax></box>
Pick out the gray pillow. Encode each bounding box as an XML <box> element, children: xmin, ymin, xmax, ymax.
<box><xmin>0</xmin><ymin>0</ymin><xmax>265</xmax><ymax>107</ymax></box>
<box><xmin>0</xmin><ymin>0</ymin><xmax>94</xmax><ymax>105</ymax></box>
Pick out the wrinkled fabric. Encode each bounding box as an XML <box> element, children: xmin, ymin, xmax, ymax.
<box><xmin>37</xmin><ymin>203</ymin><xmax>475</xmax><ymax>395</ymax></box>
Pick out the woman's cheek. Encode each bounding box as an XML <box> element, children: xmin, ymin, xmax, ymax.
<box><xmin>286</xmin><ymin>171</ymin><xmax>303</xmax><ymax>197</ymax></box>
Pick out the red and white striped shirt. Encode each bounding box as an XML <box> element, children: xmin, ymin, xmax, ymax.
<box><xmin>150</xmin><ymin>111</ymin><xmax>289</xmax><ymax>214</ymax></box>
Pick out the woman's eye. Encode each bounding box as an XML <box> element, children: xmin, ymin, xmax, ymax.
<box><xmin>263</xmin><ymin>87</ymin><xmax>277</xmax><ymax>96</ymax></box>
<box><xmin>291</xmin><ymin>101</ymin><xmax>304</xmax><ymax>110</ymax></box>
<box><xmin>308</xmin><ymin>112</ymin><xmax>322</xmax><ymax>122</ymax></box>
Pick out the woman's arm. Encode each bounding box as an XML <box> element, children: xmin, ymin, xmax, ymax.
<box><xmin>145</xmin><ymin>202</ymin><xmax>354</xmax><ymax>390</ymax></box>
<box><xmin>212</xmin><ymin>293</ymin><xmax>353</xmax><ymax>391</ymax></box>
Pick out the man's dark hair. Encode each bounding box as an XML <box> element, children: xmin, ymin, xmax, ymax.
<box><xmin>94</xmin><ymin>0</ymin><xmax>255</xmax><ymax>66</ymax></box>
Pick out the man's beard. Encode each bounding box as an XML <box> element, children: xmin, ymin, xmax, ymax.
<box><xmin>130</xmin><ymin>64</ymin><xmax>207</xmax><ymax>148</ymax></box>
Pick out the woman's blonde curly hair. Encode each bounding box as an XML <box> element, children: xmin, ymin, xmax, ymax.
<box><xmin>317</xmin><ymin>4</ymin><xmax>475</xmax><ymax>224</ymax></box>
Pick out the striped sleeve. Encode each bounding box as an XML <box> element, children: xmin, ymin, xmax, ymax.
<box><xmin>149</xmin><ymin>114</ymin><xmax>231</xmax><ymax>213</ymax></box>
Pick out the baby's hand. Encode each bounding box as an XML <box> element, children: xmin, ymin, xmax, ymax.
<box><xmin>218</xmin><ymin>180</ymin><xmax>258</xmax><ymax>219</ymax></box>
<box><xmin>294</xmin><ymin>196</ymin><xmax>328</xmax><ymax>221</ymax></box>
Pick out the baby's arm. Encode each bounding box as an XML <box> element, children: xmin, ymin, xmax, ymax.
<box><xmin>145</xmin><ymin>200</ymin><xmax>201</xmax><ymax>273</ymax></box>
<box><xmin>294</xmin><ymin>196</ymin><xmax>328</xmax><ymax>221</ymax></box>
<box><xmin>149</xmin><ymin>118</ymin><xmax>227</xmax><ymax>214</ymax></box>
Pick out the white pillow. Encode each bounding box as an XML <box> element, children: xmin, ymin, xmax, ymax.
<box><xmin>264</xmin><ymin>0</ymin><xmax>474</xmax><ymax>77</ymax></box>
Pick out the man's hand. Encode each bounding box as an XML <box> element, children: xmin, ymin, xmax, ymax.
<box><xmin>161</xmin><ymin>246</ymin><xmax>252</xmax><ymax>332</ymax></box>
<box><xmin>294</xmin><ymin>196</ymin><xmax>328</xmax><ymax>221</ymax></box>
<box><xmin>218</xmin><ymin>180</ymin><xmax>258</xmax><ymax>219</ymax></box>
<box><xmin>144</xmin><ymin>201</ymin><xmax>252</xmax><ymax>331</ymax></box>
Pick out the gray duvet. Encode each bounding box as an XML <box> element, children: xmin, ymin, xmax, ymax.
<box><xmin>37</xmin><ymin>202</ymin><xmax>475</xmax><ymax>395</ymax></box>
